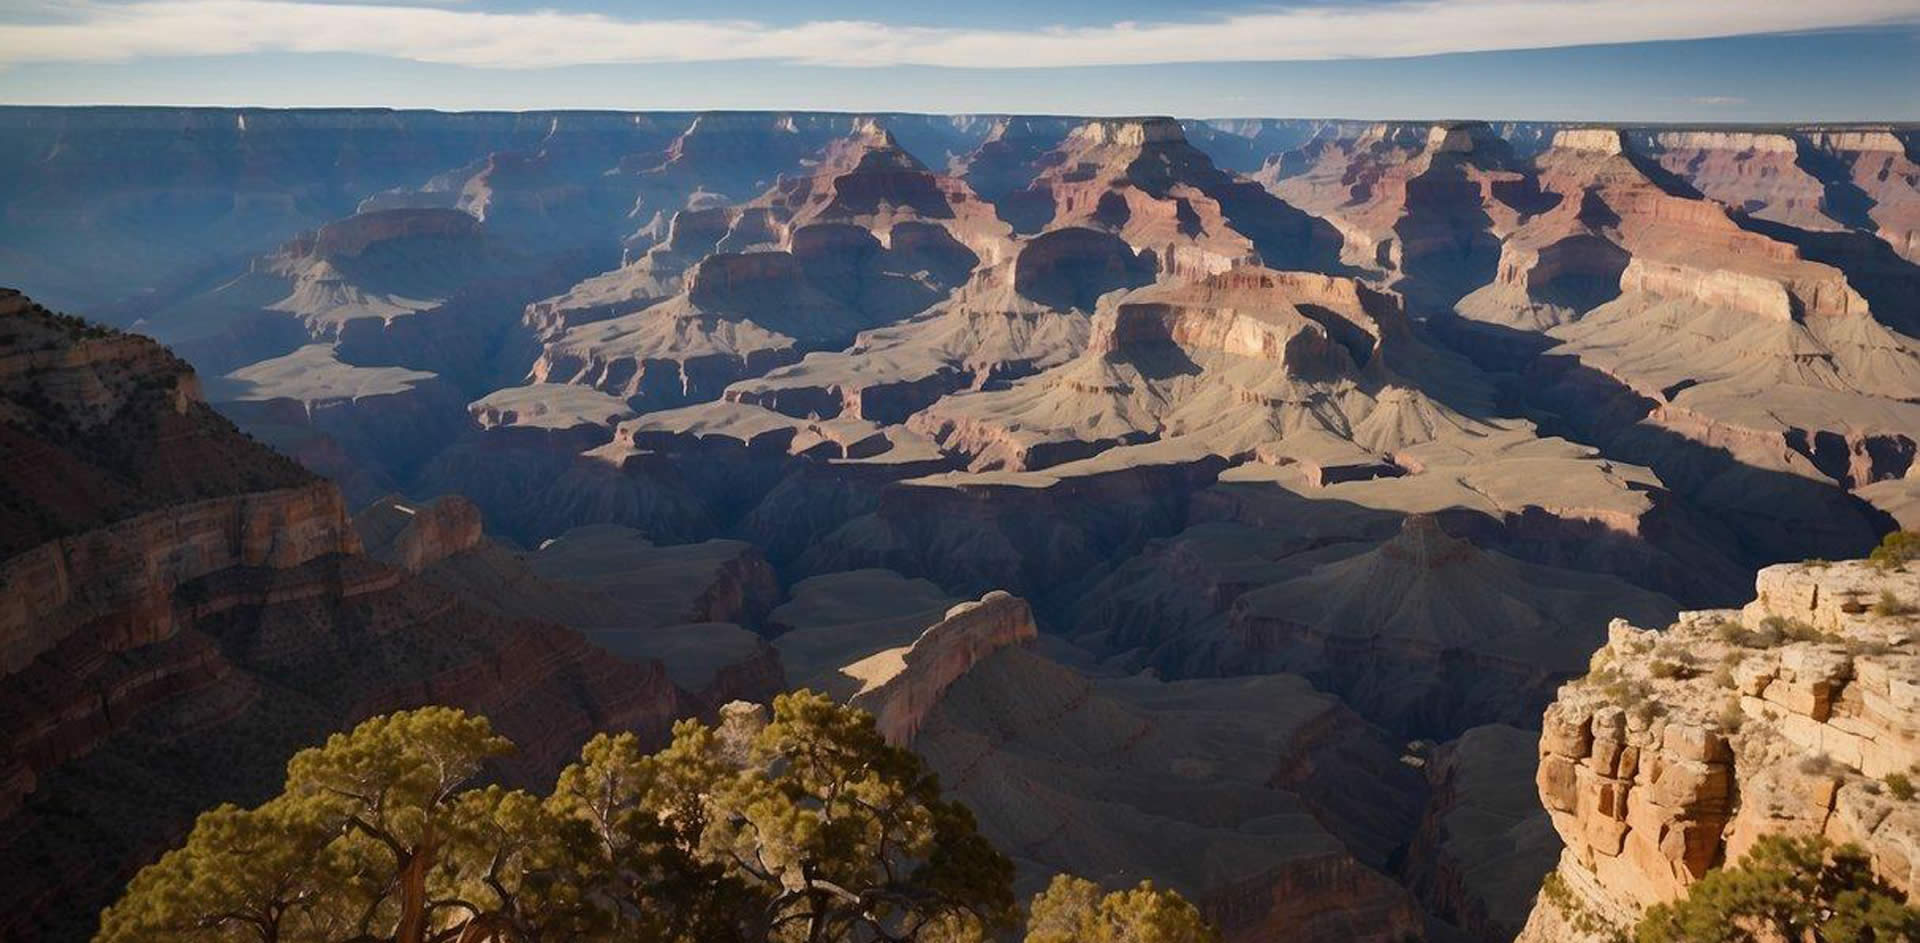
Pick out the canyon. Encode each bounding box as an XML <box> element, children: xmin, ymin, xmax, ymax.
<box><xmin>1</xmin><ymin>107</ymin><xmax>1916</xmax><ymax>942</ymax></box>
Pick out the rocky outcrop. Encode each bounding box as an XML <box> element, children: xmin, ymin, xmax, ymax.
<box><xmin>1633</xmin><ymin>131</ymin><xmax>1833</xmax><ymax>232</ymax></box>
<box><xmin>843</xmin><ymin>590</ymin><xmax>1038</xmax><ymax>744</ymax></box>
<box><xmin>1519</xmin><ymin>556</ymin><xmax>1920</xmax><ymax>941</ymax></box>
<box><xmin>0</xmin><ymin>294</ymin><xmax>692</xmax><ymax>942</ymax></box>
<box><xmin>139</xmin><ymin>204</ymin><xmax>553</xmax><ymax>386</ymax></box>
<box><xmin>1801</xmin><ymin>129</ymin><xmax>1920</xmax><ymax>265</ymax></box>
<box><xmin>353</xmin><ymin>493</ymin><xmax>484</xmax><ymax>574</ymax></box>
<box><xmin>1000</xmin><ymin>116</ymin><xmax>1343</xmax><ymax>273</ymax></box>
<box><xmin>720</xmin><ymin>225</ymin><xmax>1147</xmax><ymax>426</ymax></box>
<box><xmin>301</xmin><ymin>207</ymin><xmax>481</xmax><ymax>258</ymax></box>
<box><xmin>1437</xmin><ymin>125</ymin><xmax>1920</xmax><ymax>570</ymax></box>
<box><xmin>907</xmin><ymin>267</ymin><xmax>1436</xmax><ymax>472</ymax></box>
<box><xmin>0</xmin><ymin>481</ymin><xmax>357</xmax><ymax>674</ymax></box>
<box><xmin>0</xmin><ymin>291</ymin><xmax>320</xmax><ymax>555</ymax></box>
<box><xmin>528</xmin><ymin>248</ymin><xmax>878</xmax><ymax>410</ymax></box>
<box><xmin>1257</xmin><ymin>120</ymin><xmax>1526</xmax><ymax>312</ymax></box>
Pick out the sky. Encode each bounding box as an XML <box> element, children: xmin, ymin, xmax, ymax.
<box><xmin>0</xmin><ymin>0</ymin><xmax>1916</xmax><ymax>121</ymax></box>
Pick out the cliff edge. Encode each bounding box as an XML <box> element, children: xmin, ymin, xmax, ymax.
<box><xmin>1519</xmin><ymin>554</ymin><xmax>1919</xmax><ymax>940</ymax></box>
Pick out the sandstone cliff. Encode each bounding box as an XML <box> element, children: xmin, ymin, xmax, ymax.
<box><xmin>843</xmin><ymin>589</ymin><xmax>1039</xmax><ymax>744</ymax></box>
<box><xmin>1519</xmin><ymin>555</ymin><xmax>1920</xmax><ymax>940</ymax></box>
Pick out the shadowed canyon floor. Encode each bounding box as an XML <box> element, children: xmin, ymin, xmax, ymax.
<box><xmin>2</xmin><ymin>108</ymin><xmax>1917</xmax><ymax>942</ymax></box>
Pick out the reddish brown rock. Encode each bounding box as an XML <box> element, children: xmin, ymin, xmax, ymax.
<box><xmin>0</xmin><ymin>294</ymin><xmax>692</xmax><ymax>942</ymax></box>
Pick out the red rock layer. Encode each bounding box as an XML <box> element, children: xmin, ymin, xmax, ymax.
<box><xmin>0</xmin><ymin>293</ymin><xmax>691</xmax><ymax>941</ymax></box>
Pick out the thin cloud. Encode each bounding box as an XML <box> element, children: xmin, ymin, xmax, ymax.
<box><xmin>0</xmin><ymin>0</ymin><xmax>1913</xmax><ymax>68</ymax></box>
<box><xmin>1691</xmin><ymin>96</ymin><xmax>1750</xmax><ymax>106</ymax></box>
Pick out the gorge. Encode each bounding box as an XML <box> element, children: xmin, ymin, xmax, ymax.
<box><xmin>1</xmin><ymin>106</ymin><xmax>1916</xmax><ymax>942</ymax></box>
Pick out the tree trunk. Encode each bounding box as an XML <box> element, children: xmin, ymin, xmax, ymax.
<box><xmin>398</xmin><ymin>827</ymin><xmax>438</xmax><ymax>943</ymax></box>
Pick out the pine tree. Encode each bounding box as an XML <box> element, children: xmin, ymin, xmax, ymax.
<box><xmin>1024</xmin><ymin>874</ymin><xmax>1219</xmax><ymax>943</ymax></box>
<box><xmin>1635</xmin><ymin>834</ymin><xmax>1920</xmax><ymax>943</ymax></box>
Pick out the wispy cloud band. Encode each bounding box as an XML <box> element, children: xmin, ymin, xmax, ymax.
<box><xmin>2</xmin><ymin>0</ymin><xmax>1913</xmax><ymax>69</ymax></box>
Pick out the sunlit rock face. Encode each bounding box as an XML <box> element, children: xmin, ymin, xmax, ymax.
<box><xmin>1518</xmin><ymin>556</ymin><xmax>1920</xmax><ymax>942</ymax></box>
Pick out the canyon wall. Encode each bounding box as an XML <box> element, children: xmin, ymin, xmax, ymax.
<box><xmin>0</xmin><ymin>292</ymin><xmax>693</xmax><ymax>941</ymax></box>
<box><xmin>1519</xmin><ymin>557</ymin><xmax>1920</xmax><ymax>940</ymax></box>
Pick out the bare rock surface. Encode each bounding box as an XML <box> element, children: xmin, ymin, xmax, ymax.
<box><xmin>768</xmin><ymin>568</ymin><xmax>964</xmax><ymax>693</ymax></box>
<box><xmin>1259</xmin><ymin>121</ymin><xmax>1528</xmax><ymax>311</ymax></box>
<box><xmin>909</xmin><ymin>267</ymin><xmax>1482</xmax><ymax>473</ymax></box>
<box><xmin>529</xmin><ymin>118</ymin><xmax>1014</xmax><ymax>413</ymax></box>
<box><xmin>470</xmin><ymin>382</ymin><xmax>636</xmax><ymax>432</ymax></box>
<box><xmin>386</xmin><ymin>520</ymin><xmax>785</xmax><ymax>712</ymax></box>
<box><xmin>1518</xmin><ymin>555</ymin><xmax>1920</xmax><ymax>941</ymax></box>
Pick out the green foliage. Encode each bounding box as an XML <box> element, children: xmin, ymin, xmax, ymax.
<box><xmin>1868</xmin><ymin>531</ymin><xmax>1920</xmax><ymax>570</ymax></box>
<box><xmin>1536</xmin><ymin>871</ymin><xmax>1623</xmax><ymax>938</ymax></box>
<box><xmin>1634</xmin><ymin>834</ymin><xmax>1920</xmax><ymax>943</ymax></box>
<box><xmin>1885</xmin><ymin>773</ymin><xmax>1916</xmax><ymax>801</ymax></box>
<box><xmin>96</xmin><ymin>798</ymin><xmax>343</xmax><ymax>943</ymax></box>
<box><xmin>1538</xmin><ymin>871</ymin><xmax>1572</xmax><ymax>908</ymax></box>
<box><xmin>659</xmin><ymin>690</ymin><xmax>1019</xmax><ymax>942</ymax></box>
<box><xmin>1023</xmin><ymin>875</ymin><xmax>1218</xmax><ymax>943</ymax></box>
<box><xmin>98</xmin><ymin>706</ymin><xmax>514</xmax><ymax>943</ymax></box>
<box><xmin>97</xmin><ymin>694</ymin><xmax>1108</xmax><ymax>943</ymax></box>
<box><xmin>1799</xmin><ymin>754</ymin><xmax>1836</xmax><ymax>776</ymax></box>
<box><xmin>1718</xmin><ymin>615</ymin><xmax>1848</xmax><ymax>648</ymax></box>
<box><xmin>1760</xmin><ymin>615</ymin><xmax>1829</xmax><ymax>644</ymax></box>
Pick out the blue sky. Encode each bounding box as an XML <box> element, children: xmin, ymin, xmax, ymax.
<box><xmin>1</xmin><ymin>0</ymin><xmax>1916</xmax><ymax>120</ymax></box>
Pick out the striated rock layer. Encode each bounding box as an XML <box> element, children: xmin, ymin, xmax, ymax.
<box><xmin>1519</xmin><ymin>555</ymin><xmax>1920</xmax><ymax>941</ymax></box>
<box><xmin>0</xmin><ymin>294</ymin><xmax>692</xmax><ymax>942</ymax></box>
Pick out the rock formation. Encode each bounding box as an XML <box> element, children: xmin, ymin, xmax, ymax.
<box><xmin>354</xmin><ymin>503</ymin><xmax>785</xmax><ymax>713</ymax></box>
<box><xmin>722</xmin><ymin>226</ymin><xmax>1153</xmax><ymax>424</ymax></box>
<box><xmin>840</xmin><ymin>589</ymin><xmax>1038</xmax><ymax>744</ymax></box>
<box><xmin>1436</xmin><ymin>127</ymin><xmax>1918</xmax><ymax>568</ymax></box>
<box><xmin>526</xmin><ymin>118</ymin><xmax>1018</xmax><ymax>414</ymax></box>
<box><xmin>0</xmin><ymin>292</ymin><xmax>691</xmax><ymax>941</ymax></box>
<box><xmin>1519</xmin><ymin>555</ymin><xmax>1920</xmax><ymax>941</ymax></box>
<box><xmin>206</xmin><ymin>344</ymin><xmax>471</xmax><ymax>506</ymax></box>
<box><xmin>773</xmin><ymin>578</ymin><xmax>1432</xmax><ymax>943</ymax></box>
<box><xmin>909</xmin><ymin>267</ymin><xmax>1471</xmax><ymax>471</ymax></box>
<box><xmin>1000</xmin><ymin>116</ymin><xmax>1344</xmax><ymax>274</ymax></box>
<box><xmin>1258</xmin><ymin>121</ymin><xmax>1529</xmax><ymax>312</ymax></box>
<box><xmin>142</xmin><ymin>208</ymin><xmax>555</xmax><ymax>383</ymax></box>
